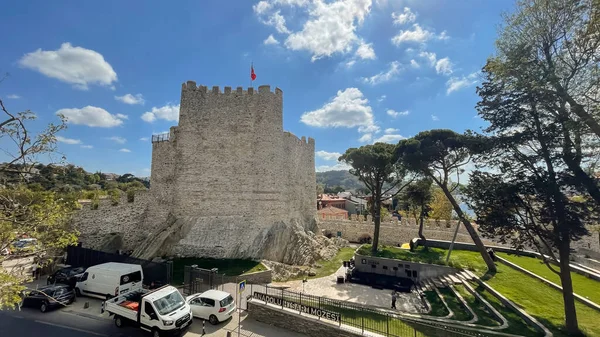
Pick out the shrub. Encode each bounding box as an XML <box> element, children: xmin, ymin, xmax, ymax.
<box><xmin>127</xmin><ymin>189</ymin><xmax>135</xmax><ymax>203</ymax></box>
<box><xmin>358</xmin><ymin>233</ymin><xmax>372</xmax><ymax>244</ymax></box>
<box><xmin>91</xmin><ymin>199</ymin><xmax>99</xmax><ymax>210</ymax></box>
<box><xmin>323</xmin><ymin>230</ymin><xmax>334</xmax><ymax>239</ymax></box>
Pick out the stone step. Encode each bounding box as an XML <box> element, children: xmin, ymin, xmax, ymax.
<box><xmin>449</xmin><ymin>274</ymin><xmax>462</xmax><ymax>284</ymax></box>
<box><xmin>432</xmin><ymin>278</ymin><xmax>444</xmax><ymax>288</ymax></box>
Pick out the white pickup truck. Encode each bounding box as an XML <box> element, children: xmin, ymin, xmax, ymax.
<box><xmin>103</xmin><ymin>285</ymin><xmax>193</xmax><ymax>337</ymax></box>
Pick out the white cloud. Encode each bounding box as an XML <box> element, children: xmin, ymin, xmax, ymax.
<box><xmin>431</xmin><ymin>114</ymin><xmax>439</xmax><ymax>121</ymax></box>
<box><xmin>119</xmin><ymin>148</ymin><xmax>131</xmax><ymax>153</ymax></box>
<box><xmin>6</xmin><ymin>94</ymin><xmax>20</xmax><ymax>99</ymax></box>
<box><xmin>435</xmin><ymin>57</ymin><xmax>453</xmax><ymax>75</ymax></box>
<box><xmin>419</xmin><ymin>51</ymin><xmax>437</xmax><ymax>66</ymax></box>
<box><xmin>410</xmin><ymin>59</ymin><xmax>420</xmax><ymax>68</ymax></box>
<box><xmin>358</xmin><ymin>124</ymin><xmax>380</xmax><ymax>133</ymax></box>
<box><xmin>316</xmin><ymin>162</ymin><xmax>352</xmax><ymax>172</ymax></box>
<box><xmin>386</xmin><ymin>109</ymin><xmax>409</xmax><ymax>118</ymax></box>
<box><xmin>358</xmin><ymin>133</ymin><xmax>372</xmax><ymax>142</ymax></box>
<box><xmin>109</xmin><ymin>136</ymin><xmax>127</xmax><ymax>144</ymax></box>
<box><xmin>264</xmin><ymin>34</ymin><xmax>279</xmax><ymax>45</ymax></box>
<box><xmin>392</xmin><ymin>7</ymin><xmax>416</xmax><ymax>25</ymax></box>
<box><xmin>115</xmin><ymin>113</ymin><xmax>129</xmax><ymax>120</ymax></box>
<box><xmin>391</xmin><ymin>24</ymin><xmax>448</xmax><ymax>46</ymax></box>
<box><xmin>355</xmin><ymin>41</ymin><xmax>376</xmax><ymax>60</ymax></box>
<box><xmin>316</xmin><ymin>150</ymin><xmax>342</xmax><ymax>161</ymax></box>
<box><xmin>80</xmin><ymin>145</ymin><xmax>93</xmax><ymax>149</ymax></box>
<box><xmin>377</xmin><ymin>95</ymin><xmax>386</xmax><ymax>102</ymax></box>
<box><xmin>139</xmin><ymin>137</ymin><xmax>149</xmax><ymax>141</ymax></box>
<box><xmin>263</xmin><ymin>11</ymin><xmax>290</xmax><ymax>34</ymax></box>
<box><xmin>345</xmin><ymin>60</ymin><xmax>356</xmax><ymax>68</ymax></box>
<box><xmin>56</xmin><ymin>135</ymin><xmax>82</xmax><ymax>145</ymax></box>
<box><xmin>18</xmin><ymin>42</ymin><xmax>117</xmax><ymax>90</ymax></box>
<box><xmin>374</xmin><ymin>134</ymin><xmax>405</xmax><ymax>143</ymax></box>
<box><xmin>141</xmin><ymin>104</ymin><xmax>180</xmax><ymax>122</ymax></box>
<box><xmin>283</xmin><ymin>0</ymin><xmax>373</xmax><ymax>61</ymax></box>
<box><xmin>384</xmin><ymin>128</ymin><xmax>398</xmax><ymax>134</ymax></box>
<box><xmin>446</xmin><ymin>72</ymin><xmax>479</xmax><ymax>95</ymax></box>
<box><xmin>362</xmin><ymin>61</ymin><xmax>401</xmax><ymax>85</ymax></box>
<box><xmin>115</xmin><ymin>93</ymin><xmax>145</xmax><ymax>105</ymax></box>
<box><xmin>300</xmin><ymin>88</ymin><xmax>375</xmax><ymax>132</ymax></box>
<box><xmin>253</xmin><ymin>1</ymin><xmax>272</xmax><ymax>14</ymax></box>
<box><xmin>56</xmin><ymin>106</ymin><xmax>125</xmax><ymax>127</ymax></box>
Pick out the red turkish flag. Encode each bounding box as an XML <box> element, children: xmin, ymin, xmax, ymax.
<box><xmin>251</xmin><ymin>65</ymin><xmax>257</xmax><ymax>81</ymax></box>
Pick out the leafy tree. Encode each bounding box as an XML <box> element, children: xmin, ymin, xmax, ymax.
<box><xmin>396</xmin><ymin>130</ymin><xmax>497</xmax><ymax>273</ymax></box>
<box><xmin>401</xmin><ymin>178</ymin><xmax>433</xmax><ymax>249</ymax></box>
<box><xmin>429</xmin><ymin>187</ymin><xmax>453</xmax><ymax>224</ymax></box>
<box><xmin>339</xmin><ymin>143</ymin><xmax>412</xmax><ymax>253</ymax></box>
<box><xmin>490</xmin><ymin>0</ymin><xmax>600</xmax><ymax>207</ymax></box>
<box><xmin>316</xmin><ymin>184</ymin><xmax>324</xmax><ymax>198</ymax></box>
<box><xmin>323</xmin><ymin>185</ymin><xmax>345</xmax><ymax>194</ymax></box>
<box><xmin>0</xmin><ymin>97</ymin><xmax>76</xmax><ymax>309</ymax></box>
<box><xmin>471</xmin><ymin>55</ymin><xmax>600</xmax><ymax>334</ymax></box>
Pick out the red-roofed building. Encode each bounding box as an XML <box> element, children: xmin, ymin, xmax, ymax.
<box><xmin>317</xmin><ymin>205</ymin><xmax>349</xmax><ymax>220</ymax></box>
<box><xmin>317</xmin><ymin>194</ymin><xmax>347</xmax><ymax>210</ymax></box>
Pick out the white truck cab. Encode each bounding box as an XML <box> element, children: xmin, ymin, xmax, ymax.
<box><xmin>75</xmin><ymin>262</ymin><xmax>143</xmax><ymax>300</ymax></box>
<box><xmin>104</xmin><ymin>285</ymin><xmax>192</xmax><ymax>337</ymax></box>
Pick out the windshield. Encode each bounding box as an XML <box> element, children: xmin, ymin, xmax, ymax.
<box><xmin>153</xmin><ymin>291</ymin><xmax>185</xmax><ymax>315</ymax></box>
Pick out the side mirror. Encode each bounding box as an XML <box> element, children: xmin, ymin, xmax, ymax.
<box><xmin>149</xmin><ymin>312</ymin><xmax>157</xmax><ymax>320</ymax></box>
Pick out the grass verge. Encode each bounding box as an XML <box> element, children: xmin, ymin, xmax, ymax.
<box><xmin>423</xmin><ymin>291</ymin><xmax>449</xmax><ymax>317</ymax></box>
<box><xmin>357</xmin><ymin>244</ymin><xmax>488</xmax><ymax>275</ymax></box>
<box><xmin>288</xmin><ymin>247</ymin><xmax>356</xmax><ymax>281</ymax></box>
<box><xmin>171</xmin><ymin>258</ymin><xmax>266</xmax><ymax>285</ymax></box>
<box><xmin>438</xmin><ymin>287</ymin><xmax>473</xmax><ymax>321</ymax></box>
<box><xmin>497</xmin><ymin>252</ymin><xmax>600</xmax><ymax>305</ymax></box>
<box><xmin>453</xmin><ymin>284</ymin><xmax>501</xmax><ymax>327</ymax></box>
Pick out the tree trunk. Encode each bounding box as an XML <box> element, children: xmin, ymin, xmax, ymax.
<box><xmin>558</xmin><ymin>239</ymin><xmax>580</xmax><ymax>335</ymax></box>
<box><xmin>372</xmin><ymin>193</ymin><xmax>382</xmax><ymax>254</ymax></box>
<box><xmin>440</xmin><ymin>185</ymin><xmax>497</xmax><ymax>273</ymax></box>
<box><xmin>418</xmin><ymin>205</ymin><xmax>427</xmax><ymax>249</ymax></box>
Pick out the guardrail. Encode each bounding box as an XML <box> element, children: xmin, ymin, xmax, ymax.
<box><xmin>250</xmin><ymin>284</ymin><xmax>494</xmax><ymax>337</ymax></box>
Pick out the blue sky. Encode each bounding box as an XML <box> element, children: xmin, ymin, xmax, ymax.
<box><xmin>0</xmin><ymin>0</ymin><xmax>515</xmax><ymax>176</ymax></box>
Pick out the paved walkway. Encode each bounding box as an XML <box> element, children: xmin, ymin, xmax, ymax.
<box><xmin>272</xmin><ymin>267</ymin><xmax>425</xmax><ymax>313</ymax></box>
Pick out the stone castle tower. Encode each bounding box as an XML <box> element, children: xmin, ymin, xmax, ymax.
<box><xmin>131</xmin><ymin>81</ymin><xmax>320</xmax><ymax>264</ymax></box>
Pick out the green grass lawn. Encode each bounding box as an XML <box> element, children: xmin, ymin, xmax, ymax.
<box><xmin>469</xmin><ymin>281</ymin><xmax>543</xmax><ymax>336</ymax></box>
<box><xmin>453</xmin><ymin>284</ymin><xmax>501</xmax><ymax>327</ymax></box>
<box><xmin>288</xmin><ymin>247</ymin><xmax>356</xmax><ymax>281</ymax></box>
<box><xmin>484</xmin><ymin>263</ymin><xmax>600</xmax><ymax>337</ymax></box>
<box><xmin>423</xmin><ymin>290</ymin><xmax>449</xmax><ymax>317</ymax></box>
<box><xmin>497</xmin><ymin>252</ymin><xmax>600</xmax><ymax>305</ymax></box>
<box><xmin>358</xmin><ymin>244</ymin><xmax>489</xmax><ymax>275</ymax></box>
<box><xmin>437</xmin><ymin>287</ymin><xmax>473</xmax><ymax>321</ymax></box>
<box><xmin>171</xmin><ymin>258</ymin><xmax>266</xmax><ymax>285</ymax></box>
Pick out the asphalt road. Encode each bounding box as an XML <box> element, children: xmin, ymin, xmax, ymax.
<box><xmin>0</xmin><ymin>308</ymin><xmax>144</xmax><ymax>337</ymax></box>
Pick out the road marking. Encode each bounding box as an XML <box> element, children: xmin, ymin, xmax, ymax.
<box><xmin>33</xmin><ymin>320</ymin><xmax>109</xmax><ymax>336</ymax></box>
<box><xmin>11</xmin><ymin>315</ymin><xmax>24</xmax><ymax>319</ymax></box>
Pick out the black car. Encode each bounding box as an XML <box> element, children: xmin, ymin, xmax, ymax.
<box><xmin>47</xmin><ymin>266</ymin><xmax>85</xmax><ymax>288</ymax></box>
<box><xmin>20</xmin><ymin>285</ymin><xmax>75</xmax><ymax>312</ymax></box>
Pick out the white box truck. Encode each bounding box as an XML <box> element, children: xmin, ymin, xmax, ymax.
<box><xmin>104</xmin><ymin>285</ymin><xmax>192</xmax><ymax>337</ymax></box>
<box><xmin>75</xmin><ymin>262</ymin><xmax>143</xmax><ymax>300</ymax></box>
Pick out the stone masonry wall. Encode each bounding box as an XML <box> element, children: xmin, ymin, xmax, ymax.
<box><xmin>319</xmin><ymin>218</ymin><xmax>499</xmax><ymax>246</ymax></box>
<box><xmin>72</xmin><ymin>82</ymin><xmax>321</xmax><ymax>265</ymax></box>
<box><xmin>248</xmin><ymin>301</ymin><xmax>362</xmax><ymax>337</ymax></box>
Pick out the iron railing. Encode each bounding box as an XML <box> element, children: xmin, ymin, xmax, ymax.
<box><xmin>249</xmin><ymin>284</ymin><xmax>493</xmax><ymax>337</ymax></box>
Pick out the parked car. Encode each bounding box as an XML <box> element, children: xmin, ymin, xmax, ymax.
<box><xmin>186</xmin><ymin>290</ymin><xmax>236</xmax><ymax>325</ymax></box>
<box><xmin>76</xmin><ymin>262</ymin><xmax>143</xmax><ymax>300</ymax></box>
<box><xmin>47</xmin><ymin>266</ymin><xmax>86</xmax><ymax>288</ymax></box>
<box><xmin>20</xmin><ymin>285</ymin><xmax>75</xmax><ymax>313</ymax></box>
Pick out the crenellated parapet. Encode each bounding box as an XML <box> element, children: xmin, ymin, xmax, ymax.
<box><xmin>181</xmin><ymin>80</ymin><xmax>283</xmax><ymax>96</ymax></box>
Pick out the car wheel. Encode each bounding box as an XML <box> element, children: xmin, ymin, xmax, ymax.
<box><xmin>75</xmin><ymin>288</ymin><xmax>81</xmax><ymax>297</ymax></box>
<box><xmin>40</xmin><ymin>301</ymin><xmax>48</xmax><ymax>313</ymax></box>
<box><xmin>114</xmin><ymin>316</ymin><xmax>124</xmax><ymax>328</ymax></box>
<box><xmin>67</xmin><ymin>297</ymin><xmax>74</xmax><ymax>305</ymax></box>
<box><xmin>152</xmin><ymin>328</ymin><xmax>161</xmax><ymax>337</ymax></box>
<box><xmin>209</xmin><ymin>314</ymin><xmax>219</xmax><ymax>325</ymax></box>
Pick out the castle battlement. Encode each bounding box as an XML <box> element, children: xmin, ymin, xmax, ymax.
<box><xmin>181</xmin><ymin>81</ymin><xmax>283</xmax><ymax>96</ymax></box>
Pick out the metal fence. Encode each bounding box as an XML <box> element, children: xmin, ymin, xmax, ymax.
<box><xmin>66</xmin><ymin>246</ymin><xmax>173</xmax><ymax>285</ymax></box>
<box><xmin>250</xmin><ymin>284</ymin><xmax>493</xmax><ymax>337</ymax></box>
<box><xmin>183</xmin><ymin>265</ymin><xmax>228</xmax><ymax>295</ymax></box>
<box><xmin>151</xmin><ymin>133</ymin><xmax>170</xmax><ymax>143</ymax></box>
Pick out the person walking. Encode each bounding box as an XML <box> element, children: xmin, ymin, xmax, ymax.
<box><xmin>391</xmin><ymin>290</ymin><xmax>397</xmax><ymax>309</ymax></box>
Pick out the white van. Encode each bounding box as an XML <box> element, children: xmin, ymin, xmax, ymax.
<box><xmin>75</xmin><ymin>262</ymin><xmax>143</xmax><ymax>300</ymax></box>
